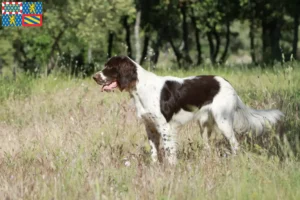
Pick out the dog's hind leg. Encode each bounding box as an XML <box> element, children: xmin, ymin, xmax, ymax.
<box><xmin>213</xmin><ymin>114</ymin><xmax>239</xmax><ymax>154</ymax></box>
<box><xmin>197</xmin><ymin>123</ymin><xmax>212</xmax><ymax>151</ymax></box>
<box><xmin>211</xmin><ymin>81</ymin><xmax>239</xmax><ymax>154</ymax></box>
<box><xmin>201</xmin><ymin>126</ymin><xmax>212</xmax><ymax>151</ymax></box>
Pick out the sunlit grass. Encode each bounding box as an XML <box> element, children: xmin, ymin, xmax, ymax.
<box><xmin>0</xmin><ymin>63</ymin><xmax>299</xmax><ymax>199</ymax></box>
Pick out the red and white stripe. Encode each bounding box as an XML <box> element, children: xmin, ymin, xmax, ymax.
<box><xmin>2</xmin><ymin>2</ymin><xmax>22</xmax><ymax>14</ymax></box>
<box><xmin>1</xmin><ymin>2</ymin><xmax>4</xmax><ymax>14</ymax></box>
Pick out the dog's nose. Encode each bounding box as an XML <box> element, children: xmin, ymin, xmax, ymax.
<box><xmin>92</xmin><ymin>73</ymin><xmax>100</xmax><ymax>82</ymax></box>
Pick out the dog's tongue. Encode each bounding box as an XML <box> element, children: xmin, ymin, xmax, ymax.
<box><xmin>102</xmin><ymin>81</ymin><xmax>118</xmax><ymax>92</ymax></box>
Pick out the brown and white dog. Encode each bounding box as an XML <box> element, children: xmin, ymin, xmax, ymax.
<box><xmin>93</xmin><ymin>56</ymin><xmax>284</xmax><ymax>164</ymax></box>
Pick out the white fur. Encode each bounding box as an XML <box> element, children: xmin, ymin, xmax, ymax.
<box><xmin>125</xmin><ymin>59</ymin><xmax>283</xmax><ymax>164</ymax></box>
<box><xmin>99</xmin><ymin>72</ymin><xmax>107</xmax><ymax>82</ymax></box>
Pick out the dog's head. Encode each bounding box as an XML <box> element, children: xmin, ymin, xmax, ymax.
<box><xmin>93</xmin><ymin>56</ymin><xmax>138</xmax><ymax>92</ymax></box>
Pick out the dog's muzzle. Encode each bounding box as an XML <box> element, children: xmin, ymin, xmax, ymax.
<box><xmin>92</xmin><ymin>73</ymin><xmax>104</xmax><ymax>84</ymax></box>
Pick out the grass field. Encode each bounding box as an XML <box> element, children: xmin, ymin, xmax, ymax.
<box><xmin>0</xmin><ymin>63</ymin><xmax>300</xmax><ymax>200</ymax></box>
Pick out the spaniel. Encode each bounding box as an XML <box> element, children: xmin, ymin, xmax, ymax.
<box><xmin>93</xmin><ymin>56</ymin><xmax>283</xmax><ymax>165</ymax></box>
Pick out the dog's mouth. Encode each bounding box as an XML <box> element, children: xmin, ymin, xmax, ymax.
<box><xmin>101</xmin><ymin>81</ymin><xmax>118</xmax><ymax>92</ymax></box>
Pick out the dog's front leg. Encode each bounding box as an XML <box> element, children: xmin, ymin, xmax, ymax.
<box><xmin>158</xmin><ymin>124</ymin><xmax>177</xmax><ymax>165</ymax></box>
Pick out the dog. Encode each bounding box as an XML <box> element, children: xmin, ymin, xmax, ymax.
<box><xmin>93</xmin><ymin>56</ymin><xmax>284</xmax><ymax>165</ymax></box>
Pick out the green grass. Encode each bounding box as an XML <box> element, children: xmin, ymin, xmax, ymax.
<box><xmin>0</xmin><ymin>63</ymin><xmax>300</xmax><ymax>199</ymax></box>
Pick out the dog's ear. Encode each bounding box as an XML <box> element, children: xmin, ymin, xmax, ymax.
<box><xmin>117</xmin><ymin>58</ymin><xmax>138</xmax><ymax>91</ymax></box>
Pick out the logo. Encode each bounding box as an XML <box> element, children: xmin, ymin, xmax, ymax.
<box><xmin>2</xmin><ymin>14</ymin><xmax>22</xmax><ymax>26</ymax></box>
<box><xmin>2</xmin><ymin>2</ymin><xmax>22</xmax><ymax>14</ymax></box>
<box><xmin>23</xmin><ymin>2</ymin><xmax>42</xmax><ymax>14</ymax></box>
<box><xmin>1</xmin><ymin>2</ymin><xmax>42</xmax><ymax>27</ymax></box>
<box><xmin>22</xmin><ymin>14</ymin><xmax>42</xmax><ymax>26</ymax></box>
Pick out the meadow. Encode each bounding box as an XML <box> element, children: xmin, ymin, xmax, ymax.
<box><xmin>0</xmin><ymin>62</ymin><xmax>300</xmax><ymax>200</ymax></box>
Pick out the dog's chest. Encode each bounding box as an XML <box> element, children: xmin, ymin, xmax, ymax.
<box><xmin>131</xmin><ymin>90</ymin><xmax>160</xmax><ymax>120</ymax></box>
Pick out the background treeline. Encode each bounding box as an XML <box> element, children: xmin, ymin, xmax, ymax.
<box><xmin>0</xmin><ymin>0</ymin><xmax>299</xmax><ymax>76</ymax></box>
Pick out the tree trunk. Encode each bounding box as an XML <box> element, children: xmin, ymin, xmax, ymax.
<box><xmin>262</xmin><ymin>10</ymin><xmax>282</xmax><ymax>63</ymax></box>
<box><xmin>13</xmin><ymin>63</ymin><xmax>16</xmax><ymax>81</ymax></box>
<box><xmin>169</xmin><ymin>38</ymin><xmax>182</xmax><ymax>68</ymax></box>
<box><xmin>0</xmin><ymin>58</ymin><xmax>2</xmax><ymax>76</ymax></box>
<box><xmin>140</xmin><ymin>33</ymin><xmax>150</xmax><ymax>65</ymax></box>
<box><xmin>47</xmin><ymin>29</ymin><xmax>65</xmax><ymax>75</ymax></box>
<box><xmin>207</xmin><ymin>31</ymin><xmax>215</xmax><ymax>64</ymax></box>
<box><xmin>152</xmin><ymin>48</ymin><xmax>159</xmax><ymax>65</ymax></box>
<box><xmin>13</xmin><ymin>39</ymin><xmax>26</xmax><ymax>67</ymax></box>
<box><xmin>180</xmin><ymin>2</ymin><xmax>192</xmax><ymax>64</ymax></box>
<box><xmin>88</xmin><ymin>43</ymin><xmax>92</xmax><ymax>64</ymax></box>
<box><xmin>292</xmin><ymin>13</ymin><xmax>299</xmax><ymax>59</ymax></box>
<box><xmin>134</xmin><ymin>11</ymin><xmax>141</xmax><ymax>61</ymax></box>
<box><xmin>220</xmin><ymin>21</ymin><xmax>231</xmax><ymax>63</ymax></box>
<box><xmin>107</xmin><ymin>31</ymin><xmax>114</xmax><ymax>59</ymax></box>
<box><xmin>262</xmin><ymin>18</ymin><xmax>267</xmax><ymax>62</ymax></box>
<box><xmin>249</xmin><ymin>14</ymin><xmax>256</xmax><ymax>64</ymax></box>
<box><xmin>271</xmin><ymin>20</ymin><xmax>282</xmax><ymax>62</ymax></box>
<box><xmin>212</xmin><ymin>29</ymin><xmax>220</xmax><ymax>62</ymax></box>
<box><xmin>122</xmin><ymin>16</ymin><xmax>132</xmax><ymax>58</ymax></box>
<box><xmin>151</xmin><ymin>37</ymin><xmax>161</xmax><ymax>65</ymax></box>
<box><xmin>190</xmin><ymin>9</ymin><xmax>202</xmax><ymax>65</ymax></box>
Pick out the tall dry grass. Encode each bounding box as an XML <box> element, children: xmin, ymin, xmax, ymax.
<box><xmin>0</xmin><ymin>64</ymin><xmax>299</xmax><ymax>199</ymax></box>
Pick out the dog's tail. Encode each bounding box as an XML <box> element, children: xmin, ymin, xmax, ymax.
<box><xmin>233</xmin><ymin>96</ymin><xmax>284</xmax><ymax>135</ymax></box>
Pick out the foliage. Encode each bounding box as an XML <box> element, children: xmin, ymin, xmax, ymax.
<box><xmin>0</xmin><ymin>0</ymin><xmax>299</xmax><ymax>73</ymax></box>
